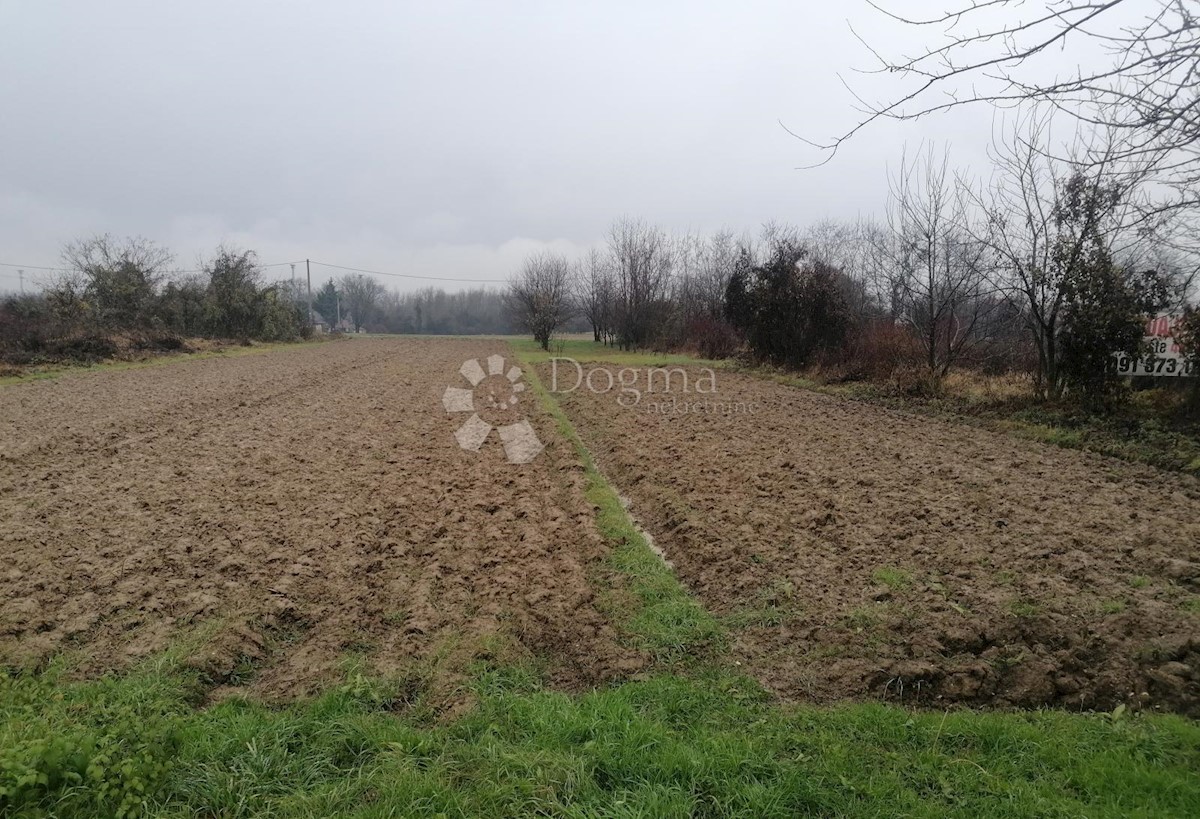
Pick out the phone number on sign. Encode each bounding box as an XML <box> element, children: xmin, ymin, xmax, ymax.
<box><xmin>1113</xmin><ymin>354</ymin><xmax>1195</xmax><ymax>377</ymax></box>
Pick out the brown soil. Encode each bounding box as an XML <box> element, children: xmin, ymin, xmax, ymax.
<box><xmin>0</xmin><ymin>338</ymin><xmax>644</xmax><ymax>703</ymax></box>
<box><xmin>551</xmin><ymin>363</ymin><xmax>1200</xmax><ymax>715</ymax></box>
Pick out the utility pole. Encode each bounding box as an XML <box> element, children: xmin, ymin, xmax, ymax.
<box><xmin>336</xmin><ymin>292</ymin><xmax>341</xmax><ymax>329</ymax></box>
<box><xmin>17</xmin><ymin>269</ymin><xmax>24</xmax><ymax>294</ymax></box>
<box><xmin>306</xmin><ymin>259</ymin><xmax>313</xmax><ymax>329</ymax></box>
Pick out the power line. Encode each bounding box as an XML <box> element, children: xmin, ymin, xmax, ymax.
<box><xmin>308</xmin><ymin>260</ymin><xmax>500</xmax><ymax>284</ymax></box>
<box><xmin>0</xmin><ymin>262</ymin><xmax>71</xmax><ymax>272</ymax></box>
<box><xmin>0</xmin><ymin>259</ymin><xmax>309</xmax><ymax>279</ymax></box>
<box><xmin>0</xmin><ymin>258</ymin><xmax>497</xmax><ymax>284</ymax></box>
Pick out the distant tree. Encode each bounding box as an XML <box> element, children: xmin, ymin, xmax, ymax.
<box><xmin>574</xmin><ymin>248</ymin><xmax>615</xmax><ymax>344</ymax></box>
<box><xmin>968</xmin><ymin>117</ymin><xmax>1173</xmax><ymax>399</ymax></box>
<box><xmin>158</xmin><ymin>275</ymin><xmax>207</xmax><ymax>336</ymax></box>
<box><xmin>883</xmin><ymin>146</ymin><xmax>995</xmax><ymax>382</ymax></box>
<box><xmin>507</xmin><ymin>252</ymin><xmax>573</xmax><ymax>351</ymax></box>
<box><xmin>0</xmin><ymin>294</ymin><xmax>53</xmax><ymax>354</ymax></box>
<box><xmin>372</xmin><ymin>287</ymin><xmax>513</xmax><ymax>335</ymax></box>
<box><xmin>607</xmin><ymin>217</ymin><xmax>673</xmax><ymax>349</ymax></box>
<box><xmin>722</xmin><ymin>246</ymin><xmax>755</xmax><ymax>331</ymax></box>
<box><xmin>199</xmin><ymin>247</ymin><xmax>305</xmax><ymax>341</ymax></box>
<box><xmin>697</xmin><ymin>230</ymin><xmax>738</xmax><ymax>320</ymax></box>
<box><xmin>205</xmin><ymin>248</ymin><xmax>266</xmax><ymax>338</ymax></box>
<box><xmin>60</xmin><ymin>234</ymin><xmax>173</xmax><ymax>329</ymax></box>
<box><xmin>340</xmin><ymin>274</ymin><xmax>385</xmax><ymax>332</ymax></box>
<box><xmin>1053</xmin><ymin>174</ymin><xmax>1169</xmax><ymax>405</ymax></box>
<box><xmin>314</xmin><ymin>280</ymin><xmax>340</xmax><ymax>327</ymax></box>
<box><xmin>728</xmin><ymin>235</ymin><xmax>851</xmax><ymax>369</ymax></box>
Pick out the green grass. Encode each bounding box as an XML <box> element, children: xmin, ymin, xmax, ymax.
<box><xmin>720</xmin><ymin>605</ymin><xmax>788</xmax><ymax>629</ymax></box>
<box><xmin>513</xmin><ymin>343</ymin><xmax>725</xmax><ymax>664</ymax></box>
<box><xmin>4</xmin><ymin>663</ymin><xmax>1199</xmax><ymax>818</ymax></box>
<box><xmin>844</xmin><ymin>605</ymin><xmax>885</xmax><ymax>632</ymax></box>
<box><xmin>1007</xmin><ymin>600</ymin><xmax>1041</xmax><ymax>619</ymax></box>
<box><xmin>872</xmin><ymin>566</ymin><xmax>913</xmax><ymax>591</ymax></box>
<box><xmin>1099</xmin><ymin>598</ymin><xmax>1128</xmax><ymax>616</ymax></box>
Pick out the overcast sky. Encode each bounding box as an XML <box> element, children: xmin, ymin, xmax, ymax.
<box><xmin>1</xmin><ymin>1</ymin><xmax>1020</xmax><ymax>293</ymax></box>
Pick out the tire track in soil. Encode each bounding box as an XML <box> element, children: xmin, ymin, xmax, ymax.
<box><xmin>0</xmin><ymin>339</ymin><xmax>645</xmax><ymax>701</ymax></box>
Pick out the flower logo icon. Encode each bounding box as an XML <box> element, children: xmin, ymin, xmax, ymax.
<box><xmin>442</xmin><ymin>354</ymin><xmax>544</xmax><ymax>464</ymax></box>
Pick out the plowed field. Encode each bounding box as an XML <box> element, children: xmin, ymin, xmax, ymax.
<box><xmin>551</xmin><ymin>362</ymin><xmax>1200</xmax><ymax>715</ymax></box>
<box><xmin>0</xmin><ymin>339</ymin><xmax>642</xmax><ymax>701</ymax></box>
<box><xmin>4</xmin><ymin>339</ymin><xmax>1198</xmax><ymax>716</ymax></box>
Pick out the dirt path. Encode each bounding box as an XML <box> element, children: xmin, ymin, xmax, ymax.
<box><xmin>551</xmin><ymin>363</ymin><xmax>1200</xmax><ymax>714</ymax></box>
<box><xmin>0</xmin><ymin>339</ymin><xmax>642</xmax><ymax>700</ymax></box>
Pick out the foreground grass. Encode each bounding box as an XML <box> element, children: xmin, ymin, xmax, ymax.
<box><xmin>5</xmin><ymin>664</ymin><xmax>1199</xmax><ymax>818</ymax></box>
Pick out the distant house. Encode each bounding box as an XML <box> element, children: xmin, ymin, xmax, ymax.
<box><xmin>310</xmin><ymin>309</ymin><xmax>328</xmax><ymax>333</ymax></box>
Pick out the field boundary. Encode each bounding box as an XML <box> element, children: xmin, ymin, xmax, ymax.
<box><xmin>513</xmin><ymin>337</ymin><xmax>1200</xmax><ymax>475</ymax></box>
<box><xmin>512</xmin><ymin>342</ymin><xmax>726</xmax><ymax>667</ymax></box>
<box><xmin>0</xmin><ymin>337</ymin><xmax>334</xmax><ymax>387</ymax></box>
<box><xmin>731</xmin><ymin>364</ymin><xmax>1200</xmax><ymax>475</ymax></box>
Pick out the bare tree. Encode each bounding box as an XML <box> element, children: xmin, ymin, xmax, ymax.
<box><xmin>882</xmin><ymin>146</ymin><xmax>995</xmax><ymax>380</ymax></box>
<box><xmin>573</xmin><ymin>248</ymin><xmax>615</xmax><ymax>344</ymax></box>
<box><xmin>823</xmin><ymin>1</ymin><xmax>1200</xmax><ymax>224</ymax></box>
<box><xmin>670</xmin><ymin>231</ymin><xmax>704</xmax><ymax>324</ymax></box>
<box><xmin>963</xmin><ymin>115</ymin><xmax>1163</xmax><ymax>396</ymax></box>
<box><xmin>672</xmin><ymin>230</ymin><xmax>739</xmax><ymax>323</ymax></box>
<box><xmin>802</xmin><ymin>219</ymin><xmax>883</xmax><ymax>323</ymax></box>
<box><xmin>607</xmin><ymin>217</ymin><xmax>674</xmax><ymax>349</ymax></box>
<box><xmin>340</xmin><ymin>273</ymin><xmax>385</xmax><ymax>332</ymax></box>
<box><xmin>698</xmin><ymin>230</ymin><xmax>739</xmax><ymax>319</ymax></box>
<box><xmin>507</xmin><ymin>252</ymin><xmax>573</xmax><ymax>350</ymax></box>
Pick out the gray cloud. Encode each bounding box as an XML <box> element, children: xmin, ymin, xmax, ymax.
<box><xmin>1</xmin><ymin>1</ymin><xmax>1009</xmax><ymax>292</ymax></box>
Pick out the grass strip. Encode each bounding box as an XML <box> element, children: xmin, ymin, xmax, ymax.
<box><xmin>512</xmin><ymin>342</ymin><xmax>725</xmax><ymax>665</ymax></box>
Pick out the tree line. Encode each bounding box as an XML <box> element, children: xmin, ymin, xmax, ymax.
<box><xmin>312</xmin><ymin>282</ymin><xmax>529</xmax><ymax>336</ymax></box>
<box><xmin>507</xmin><ymin>128</ymin><xmax>1199</xmax><ymax>407</ymax></box>
<box><xmin>0</xmin><ymin>238</ymin><xmax>536</xmax><ymax>364</ymax></box>
<box><xmin>0</xmin><ymin>238</ymin><xmax>311</xmax><ymax>364</ymax></box>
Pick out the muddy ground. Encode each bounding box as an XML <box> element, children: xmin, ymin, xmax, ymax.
<box><xmin>0</xmin><ymin>339</ymin><xmax>643</xmax><ymax>702</ymax></box>
<box><xmin>5</xmin><ymin>338</ymin><xmax>1198</xmax><ymax>716</ymax></box>
<box><xmin>551</xmin><ymin>362</ymin><xmax>1200</xmax><ymax>715</ymax></box>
